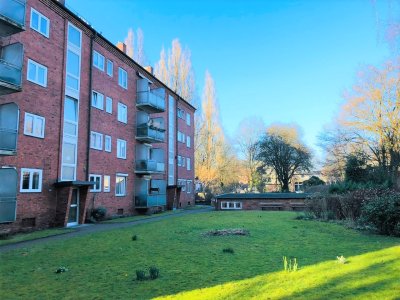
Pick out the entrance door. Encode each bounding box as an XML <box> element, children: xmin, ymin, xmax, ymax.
<box><xmin>67</xmin><ymin>188</ymin><xmax>79</xmax><ymax>227</ymax></box>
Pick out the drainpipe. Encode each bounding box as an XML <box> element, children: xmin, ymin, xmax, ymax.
<box><xmin>175</xmin><ymin>97</ymin><xmax>179</xmax><ymax>209</ymax></box>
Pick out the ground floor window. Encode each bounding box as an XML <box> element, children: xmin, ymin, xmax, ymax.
<box><xmin>221</xmin><ymin>201</ymin><xmax>242</xmax><ymax>210</ymax></box>
<box><xmin>103</xmin><ymin>175</ymin><xmax>110</xmax><ymax>192</ymax></box>
<box><xmin>20</xmin><ymin>168</ymin><xmax>42</xmax><ymax>193</ymax></box>
<box><xmin>89</xmin><ymin>174</ymin><xmax>101</xmax><ymax>192</ymax></box>
<box><xmin>116</xmin><ymin>174</ymin><xmax>127</xmax><ymax>196</ymax></box>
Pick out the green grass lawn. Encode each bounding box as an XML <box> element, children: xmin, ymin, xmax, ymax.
<box><xmin>102</xmin><ymin>209</ymin><xmax>180</xmax><ymax>223</ymax></box>
<box><xmin>0</xmin><ymin>228</ymin><xmax>75</xmax><ymax>246</ymax></box>
<box><xmin>0</xmin><ymin>211</ymin><xmax>398</xmax><ymax>300</ymax></box>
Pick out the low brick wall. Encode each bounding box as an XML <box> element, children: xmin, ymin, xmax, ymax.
<box><xmin>216</xmin><ymin>198</ymin><xmax>306</xmax><ymax>211</ymax></box>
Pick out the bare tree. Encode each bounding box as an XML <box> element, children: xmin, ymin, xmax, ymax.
<box><xmin>258</xmin><ymin>126</ymin><xmax>312</xmax><ymax>192</ymax></box>
<box><xmin>124</xmin><ymin>28</ymin><xmax>134</xmax><ymax>59</ymax></box>
<box><xmin>124</xmin><ymin>28</ymin><xmax>146</xmax><ymax>65</ymax></box>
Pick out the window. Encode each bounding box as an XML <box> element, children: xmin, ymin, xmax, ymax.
<box><xmin>30</xmin><ymin>8</ymin><xmax>49</xmax><ymax>37</ymax></box>
<box><xmin>295</xmin><ymin>182</ymin><xmax>303</xmax><ymax>193</ymax></box>
<box><xmin>177</xmin><ymin>155</ymin><xmax>182</xmax><ymax>166</ymax></box>
<box><xmin>117</xmin><ymin>103</ymin><xmax>127</xmax><ymax>123</ymax></box>
<box><xmin>105</xmin><ymin>135</ymin><xmax>111</xmax><ymax>152</ymax></box>
<box><xmin>68</xmin><ymin>23</ymin><xmax>81</xmax><ymax>48</ymax></box>
<box><xmin>220</xmin><ymin>201</ymin><xmax>242</xmax><ymax>210</ymax></box>
<box><xmin>186</xmin><ymin>136</ymin><xmax>191</xmax><ymax>148</ymax></box>
<box><xmin>90</xmin><ymin>131</ymin><xmax>103</xmax><ymax>150</ymax></box>
<box><xmin>177</xmin><ymin>108</ymin><xmax>185</xmax><ymax>119</ymax></box>
<box><xmin>93</xmin><ymin>51</ymin><xmax>105</xmax><ymax>71</ymax></box>
<box><xmin>27</xmin><ymin>59</ymin><xmax>47</xmax><ymax>87</ymax></box>
<box><xmin>89</xmin><ymin>174</ymin><xmax>101</xmax><ymax>192</ymax></box>
<box><xmin>187</xmin><ymin>158</ymin><xmax>191</xmax><ymax>171</ymax></box>
<box><xmin>24</xmin><ymin>113</ymin><xmax>45</xmax><ymax>138</ymax></box>
<box><xmin>104</xmin><ymin>175</ymin><xmax>110</xmax><ymax>192</ymax></box>
<box><xmin>117</xmin><ymin>139</ymin><xmax>127</xmax><ymax>159</ymax></box>
<box><xmin>177</xmin><ymin>131</ymin><xmax>186</xmax><ymax>143</ymax></box>
<box><xmin>20</xmin><ymin>168</ymin><xmax>42</xmax><ymax>193</ymax></box>
<box><xmin>66</xmin><ymin>49</ymin><xmax>80</xmax><ymax>91</ymax></box>
<box><xmin>182</xmin><ymin>156</ymin><xmax>186</xmax><ymax>167</ymax></box>
<box><xmin>92</xmin><ymin>91</ymin><xmax>104</xmax><ymax>110</ymax></box>
<box><xmin>118</xmin><ymin>67</ymin><xmax>127</xmax><ymax>89</ymax></box>
<box><xmin>107</xmin><ymin>60</ymin><xmax>113</xmax><ymax>77</ymax></box>
<box><xmin>116</xmin><ymin>174</ymin><xmax>127</xmax><ymax>196</ymax></box>
<box><xmin>187</xmin><ymin>180</ymin><xmax>192</xmax><ymax>193</ymax></box>
<box><xmin>181</xmin><ymin>179</ymin><xmax>186</xmax><ymax>192</ymax></box>
<box><xmin>186</xmin><ymin>113</ymin><xmax>191</xmax><ymax>126</ymax></box>
<box><xmin>105</xmin><ymin>97</ymin><xmax>113</xmax><ymax>114</ymax></box>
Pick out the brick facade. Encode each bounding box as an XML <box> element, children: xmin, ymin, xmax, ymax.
<box><xmin>0</xmin><ymin>0</ymin><xmax>195</xmax><ymax>233</ymax></box>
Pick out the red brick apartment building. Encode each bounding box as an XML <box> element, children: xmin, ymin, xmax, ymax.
<box><xmin>0</xmin><ymin>0</ymin><xmax>195</xmax><ymax>232</ymax></box>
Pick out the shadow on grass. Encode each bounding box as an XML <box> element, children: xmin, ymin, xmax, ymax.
<box><xmin>155</xmin><ymin>246</ymin><xmax>400</xmax><ymax>300</ymax></box>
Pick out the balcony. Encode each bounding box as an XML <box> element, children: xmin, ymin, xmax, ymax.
<box><xmin>135</xmin><ymin>160</ymin><xmax>165</xmax><ymax>174</ymax></box>
<box><xmin>136</xmin><ymin>78</ymin><xmax>165</xmax><ymax>113</ymax></box>
<box><xmin>136</xmin><ymin>117</ymin><xmax>165</xmax><ymax>143</ymax></box>
<box><xmin>0</xmin><ymin>43</ymin><xmax>23</xmax><ymax>95</ymax></box>
<box><xmin>0</xmin><ymin>0</ymin><xmax>26</xmax><ymax>37</ymax></box>
<box><xmin>135</xmin><ymin>194</ymin><xmax>167</xmax><ymax>208</ymax></box>
<box><xmin>0</xmin><ymin>103</ymin><xmax>19</xmax><ymax>156</ymax></box>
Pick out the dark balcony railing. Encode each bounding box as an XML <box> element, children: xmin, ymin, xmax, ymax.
<box><xmin>0</xmin><ymin>59</ymin><xmax>22</xmax><ymax>88</ymax></box>
<box><xmin>136</xmin><ymin>123</ymin><xmax>165</xmax><ymax>143</ymax></box>
<box><xmin>0</xmin><ymin>0</ymin><xmax>26</xmax><ymax>36</ymax></box>
<box><xmin>0</xmin><ymin>43</ymin><xmax>23</xmax><ymax>95</ymax></box>
<box><xmin>136</xmin><ymin>90</ymin><xmax>165</xmax><ymax>113</ymax></box>
<box><xmin>135</xmin><ymin>194</ymin><xmax>167</xmax><ymax>207</ymax></box>
<box><xmin>135</xmin><ymin>160</ymin><xmax>165</xmax><ymax>174</ymax></box>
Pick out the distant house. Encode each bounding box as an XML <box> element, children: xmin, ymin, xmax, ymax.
<box><xmin>215</xmin><ymin>193</ymin><xmax>309</xmax><ymax>211</ymax></box>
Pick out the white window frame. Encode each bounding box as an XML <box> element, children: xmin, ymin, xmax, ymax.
<box><xmin>91</xmin><ymin>90</ymin><xmax>104</xmax><ymax>110</ymax></box>
<box><xmin>186</xmin><ymin>113</ymin><xmax>191</xmax><ymax>126</ymax></box>
<box><xmin>107</xmin><ymin>60</ymin><xmax>113</xmax><ymax>77</ymax></box>
<box><xmin>187</xmin><ymin>158</ymin><xmax>191</xmax><ymax>171</ymax></box>
<box><xmin>117</xmin><ymin>102</ymin><xmax>127</xmax><ymax>123</ymax></box>
<box><xmin>105</xmin><ymin>97</ymin><xmax>113</xmax><ymax>114</ymax></box>
<box><xmin>89</xmin><ymin>174</ymin><xmax>102</xmax><ymax>192</ymax></box>
<box><xmin>90</xmin><ymin>131</ymin><xmax>103</xmax><ymax>150</ymax></box>
<box><xmin>186</xmin><ymin>136</ymin><xmax>191</xmax><ymax>148</ymax></box>
<box><xmin>103</xmin><ymin>175</ymin><xmax>111</xmax><ymax>192</ymax></box>
<box><xmin>93</xmin><ymin>50</ymin><xmax>105</xmax><ymax>71</ymax></box>
<box><xmin>177</xmin><ymin>155</ymin><xmax>182</xmax><ymax>167</ymax></box>
<box><xmin>181</xmin><ymin>179</ymin><xmax>186</xmax><ymax>192</ymax></box>
<box><xmin>187</xmin><ymin>180</ymin><xmax>192</xmax><ymax>193</ymax></box>
<box><xmin>105</xmin><ymin>135</ymin><xmax>111</xmax><ymax>152</ymax></box>
<box><xmin>30</xmin><ymin>8</ymin><xmax>50</xmax><ymax>38</ymax></box>
<box><xmin>117</xmin><ymin>139</ymin><xmax>127</xmax><ymax>159</ymax></box>
<box><xmin>27</xmin><ymin>59</ymin><xmax>47</xmax><ymax>87</ymax></box>
<box><xmin>20</xmin><ymin>168</ymin><xmax>43</xmax><ymax>193</ymax></box>
<box><xmin>24</xmin><ymin>113</ymin><xmax>45</xmax><ymax>138</ymax></box>
<box><xmin>221</xmin><ymin>201</ymin><xmax>242</xmax><ymax>210</ymax></box>
<box><xmin>118</xmin><ymin>67</ymin><xmax>128</xmax><ymax>89</ymax></box>
<box><xmin>115</xmin><ymin>173</ymin><xmax>128</xmax><ymax>196</ymax></box>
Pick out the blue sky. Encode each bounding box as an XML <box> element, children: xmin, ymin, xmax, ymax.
<box><xmin>67</xmin><ymin>0</ymin><xmax>391</xmax><ymax>157</ymax></box>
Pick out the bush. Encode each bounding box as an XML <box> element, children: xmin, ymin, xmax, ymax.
<box><xmin>135</xmin><ymin>270</ymin><xmax>146</xmax><ymax>281</ymax></box>
<box><xmin>91</xmin><ymin>206</ymin><xmax>107</xmax><ymax>221</ymax></box>
<box><xmin>222</xmin><ymin>247</ymin><xmax>235</xmax><ymax>254</ymax></box>
<box><xmin>132</xmin><ymin>234</ymin><xmax>138</xmax><ymax>241</ymax></box>
<box><xmin>149</xmin><ymin>266</ymin><xmax>160</xmax><ymax>280</ymax></box>
<box><xmin>361</xmin><ymin>194</ymin><xmax>400</xmax><ymax>236</ymax></box>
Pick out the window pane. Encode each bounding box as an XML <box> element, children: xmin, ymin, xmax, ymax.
<box><xmin>64</xmin><ymin>98</ymin><xmax>78</xmax><ymax>122</ymax></box>
<box><xmin>62</xmin><ymin>166</ymin><xmax>75</xmax><ymax>180</ymax></box>
<box><xmin>64</xmin><ymin>122</ymin><xmax>77</xmax><ymax>136</ymax></box>
<box><xmin>25</xmin><ymin>115</ymin><xmax>34</xmax><ymax>134</ymax></box>
<box><xmin>62</xmin><ymin>142</ymin><xmax>76</xmax><ymax>164</ymax></box>
<box><xmin>39</xmin><ymin>17</ymin><xmax>47</xmax><ymax>35</ymax></box>
<box><xmin>67</xmin><ymin>50</ymin><xmax>79</xmax><ymax>77</ymax></box>
<box><xmin>28</xmin><ymin>62</ymin><xmax>36</xmax><ymax>81</ymax></box>
<box><xmin>31</xmin><ymin>11</ymin><xmax>39</xmax><ymax>29</ymax></box>
<box><xmin>38</xmin><ymin>67</ymin><xmax>45</xmax><ymax>85</ymax></box>
<box><xmin>68</xmin><ymin>25</ymin><xmax>81</xmax><ymax>48</ymax></box>
<box><xmin>95</xmin><ymin>177</ymin><xmax>100</xmax><ymax>190</ymax></box>
<box><xmin>32</xmin><ymin>172</ymin><xmax>40</xmax><ymax>190</ymax></box>
<box><xmin>22</xmin><ymin>171</ymin><xmax>30</xmax><ymax>189</ymax></box>
<box><xmin>67</xmin><ymin>75</ymin><xmax>79</xmax><ymax>90</ymax></box>
<box><xmin>34</xmin><ymin>117</ymin><xmax>44</xmax><ymax>137</ymax></box>
<box><xmin>104</xmin><ymin>176</ymin><xmax>110</xmax><ymax>191</ymax></box>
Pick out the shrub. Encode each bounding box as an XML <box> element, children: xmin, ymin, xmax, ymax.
<box><xmin>361</xmin><ymin>194</ymin><xmax>400</xmax><ymax>236</ymax></box>
<box><xmin>149</xmin><ymin>266</ymin><xmax>160</xmax><ymax>280</ymax></box>
<box><xmin>336</xmin><ymin>256</ymin><xmax>347</xmax><ymax>264</ymax></box>
<box><xmin>222</xmin><ymin>247</ymin><xmax>235</xmax><ymax>254</ymax></box>
<box><xmin>91</xmin><ymin>206</ymin><xmax>107</xmax><ymax>221</ymax></box>
<box><xmin>283</xmin><ymin>256</ymin><xmax>298</xmax><ymax>272</ymax></box>
<box><xmin>135</xmin><ymin>270</ymin><xmax>146</xmax><ymax>281</ymax></box>
<box><xmin>55</xmin><ymin>266</ymin><xmax>68</xmax><ymax>273</ymax></box>
<box><xmin>132</xmin><ymin>235</ymin><xmax>138</xmax><ymax>241</ymax></box>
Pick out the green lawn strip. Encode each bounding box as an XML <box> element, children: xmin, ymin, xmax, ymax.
<box><xmin>0</xmin><ymin>228</ymin><xmax>75</xmax><ymax>246</ymax></box>
<box><xmin>101</xmin><ymin>209</ymin><xmax>182</xmax><ymax>223</ymax></box>
<box><xmin>0</xmin><ymin>211</ymin><xmax>398</xmax><ymax>300</ymax></box>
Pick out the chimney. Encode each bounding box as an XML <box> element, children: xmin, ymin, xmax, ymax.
<box><xmin>144</xmin><ymin>66</ymin><xmax>153</xmax><ymax>74</ymax></box>
<box><xmin>116</xmin><ymin>42</ymin><xmax>126</xmax><ymax>54</ymax></box>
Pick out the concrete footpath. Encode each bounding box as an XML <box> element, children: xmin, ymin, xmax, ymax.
<box><xmin>0</xmin><ymin>207</ymin><xmax>213</xmax><ymax>253</ymax></box>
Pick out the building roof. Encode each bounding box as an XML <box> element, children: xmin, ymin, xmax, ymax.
<box><xmin>215</xmin><ymin>193</ymin><xmax>310</xmax><ymax>200</ymax></box>
<box><xmin>49</xmin><ymin>0</ymin><xmax>196</xmax><ymax>111</ymax></box>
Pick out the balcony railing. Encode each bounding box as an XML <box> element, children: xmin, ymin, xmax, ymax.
<box><xmin>0</xmin><ymin>43</ymin><xmax>23</xmax><ymax>95</ymax></box>
<box><xmin>136</xmin><ymin>123</ymin><xmax>165</xmax><ymax>143</ymax></box>
<box><xmin>0</xmin><ymin>0</ymin><xmax>26</xmax><ymax>37</ymax></box>
<box><xmin>136</xmin><ymin>90</ymin><xmax>165</xmax><ymax>113</ymax></box>
<box><xmin>135</xmin><ymin>194</ymin><xmax>167</xmax><ymax>208</ymax></box>
<box><xmin>135</xmin><ymin>160</ymin><xmax>165</xmax><ymax>174</ymax></box>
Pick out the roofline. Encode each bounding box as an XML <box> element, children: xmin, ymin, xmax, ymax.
<box><xmin>49</xmin><ymin>0</ymin><xmax>196</xmax><ymax>111</ymax></box>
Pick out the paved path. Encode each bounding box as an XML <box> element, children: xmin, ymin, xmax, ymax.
<box><xmin>0</xmin><ymin>207</ymin><xmax>213</xmax><ymax>253</ymax></box>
